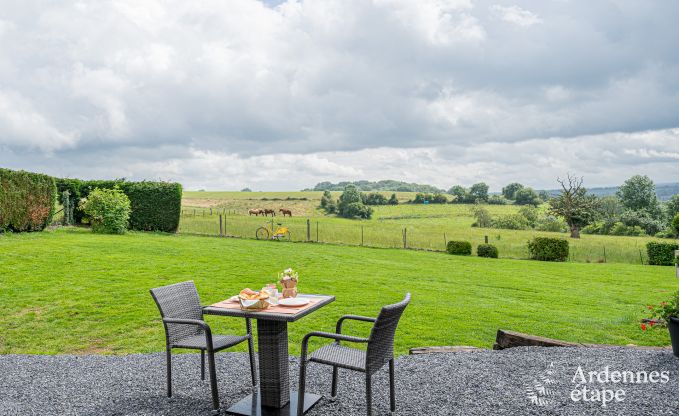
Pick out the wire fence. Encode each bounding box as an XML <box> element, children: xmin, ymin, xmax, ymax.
<box><xmin>177</xmin><ymin>208</ymin><xmax>657</xmax><ymax>265</ymax></box>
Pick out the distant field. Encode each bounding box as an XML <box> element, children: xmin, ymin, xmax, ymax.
<box><xmin>180</xmin><ymin>191</ymin><xmax>671</xmax><ymax>265</ymax></box>
<box><xmin>1</xmin><ymin>228</ymin><xmax>675</xmax><ymax>355</ymax></box>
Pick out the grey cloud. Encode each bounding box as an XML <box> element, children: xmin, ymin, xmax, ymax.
<box><xmin>0</xmin><ymin>0</ymin><xmax>678</xmax><ymax>189</ymax></box>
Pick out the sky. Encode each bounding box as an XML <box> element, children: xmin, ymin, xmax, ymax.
<box><xmin>1</xmin><ymin>0</ymin><xmax>678</xmax><ymax>191</ymax></box>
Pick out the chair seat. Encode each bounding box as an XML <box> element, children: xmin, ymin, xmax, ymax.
<box><xmin>173</xmin><ymin>334</ymin><xmax>249</xmax><ymax>350</ymax></box>
<box><xmin>309</xmin><ymin>343</ymin><xmax>366</xmax><ymax>371</ymax></box>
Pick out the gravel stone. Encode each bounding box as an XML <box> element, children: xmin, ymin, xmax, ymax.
<box><xmin>1</xmin><ymin>347</ymin><xmax>679</xmax><ymax>415</ymax></box>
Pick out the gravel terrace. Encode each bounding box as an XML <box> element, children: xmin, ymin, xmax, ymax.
<box><xmin>1</xmin><ymin>347</ymin><xmax>678</xmax><ymax>416</ymax></box>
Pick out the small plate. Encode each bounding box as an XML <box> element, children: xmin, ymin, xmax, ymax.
<box><xmin>278</xmin><ymin>297</ymin><xmax>310</xmax><ymax>307</ymax></box>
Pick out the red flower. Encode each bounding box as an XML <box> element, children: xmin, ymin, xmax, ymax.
<box><xmin>641</xmin><ymin>323</ymin><xmax>647</xmax><ymax>330</ymax></box>
<box><xmin>649</xmin><ymin>321</ymin><xmax>656</xmax><ymax>327</ymax></box>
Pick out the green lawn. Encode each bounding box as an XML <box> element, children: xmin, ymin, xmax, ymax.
<box><xmin>0</xmin><ymin>228</ymin><xmax>675</xmax><ymax>357</ymax></box>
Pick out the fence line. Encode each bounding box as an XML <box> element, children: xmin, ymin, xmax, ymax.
<box><xmin>176</xmin><ymin>208</ymin><xmax>655</xmax><ymax>265</ymax></box>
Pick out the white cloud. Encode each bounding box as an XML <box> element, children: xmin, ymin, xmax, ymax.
<box><xmin>490</xmin><ymin>4</ymin><xmax>542</xmax><ymax>27</ymax></box>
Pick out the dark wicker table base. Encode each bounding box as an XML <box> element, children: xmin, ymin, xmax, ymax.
<box><xmin>225</xmin><ymin>389</ymin><xmax>321</xmax><ymax>416</ymax></box>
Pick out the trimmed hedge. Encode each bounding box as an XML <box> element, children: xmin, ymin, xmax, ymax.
<box><xmin>119</xmin><ymin>181</ymin><xmax>182</xmax><ymax>232</ymax></box>
<box><xmin>447</xmin><ymin>240</ymin><xmax>472</xmax><ymax>256</ymax></box>
<box><xmin>646</xmin><ymin>241</ymin><xmax>679</xmax><ymax>266</ymax></box>
<box><xmin>0</xmin><ymin>168</ymin><xmax>56</xmax><ymax>232</ymax></box>
<box><xmin>55</xmin><ymin>178</ymin><xmax>182</xmax><ymax>232</ymax></box>
<box><xmin>527</xmin><ymin>237</ymin><xmax>569</xmax><ymax>262</ymax></box>
<box><xmin>477</xmin><ymin>244</ymin><xmax>499</xmax><ymax>258</ymax></box>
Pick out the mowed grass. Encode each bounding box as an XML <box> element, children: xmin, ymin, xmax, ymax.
<box><xmin>179</xmin><ymin>192</ymin><xmax>668</xmax><ymax>264</ymax></box>
<box><xmin>0</xmin><ymin>228</ymin><xmax>676</xmax><ymax>356</ymax></box>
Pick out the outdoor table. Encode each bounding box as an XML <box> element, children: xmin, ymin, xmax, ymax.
<box><xmin>203</xmin><ymin>294</ymin><xmax>335</xmax><ymax>415</ymax></box>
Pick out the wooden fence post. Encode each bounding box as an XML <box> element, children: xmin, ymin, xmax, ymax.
<box><xmin>403</xmin><ymin>228</ymin><xmax>407</xmax><ymax>249</ymax></box>
<box><xmin>219</xmin><ymin>215</ymin><xmax>223</xmax><ymax>236</ymax></box>
<box><xmin>603</xmin><ymin>246</ymin><xmax>607</xmax><ymax>263</ymax></box>
<box><xmin>210</xmin><ymin>208</ymin><xmax>212</xmax><ymax>215</ymax></box>
<box><xmin>316</xmin><ymin>222</ymin><xmax>319</xmax><ymax>242</ymax></box>
<box><xmin>484</xmin><ymin>235</ymin><xmax>489</xmax><ymax>244</ymax></box>
<box><xmin>306</xmin><ymin>219</ymin><xmax>311</xmax><ymax>242</ymax></box>
<box><xmin>443</xmin><ymin>233</ymin><xmax>447</xmax><ymax>249</ymax></box>
<box><xmin>361</xmin><ymin>225</ymin><xmax>364</xmax><ymax>246</ymax></box>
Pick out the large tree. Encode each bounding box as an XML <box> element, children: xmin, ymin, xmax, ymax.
<box><xmin>514</xmin><ymin>187</ymin><xmax>540</xmax><ymax>206</ymax></box>
<box><xmin>448</xmin><ymin>185</ymin><xmax>468</xmax><ymax>203</ymax></box>
<box><xmin>617</xmin><ymin>175</ymin><xmax>660</xmax><ymax>213</ymax></box>
<box><xmin>502</xmin><ymin>182</ymin><xmax>524</xmax><ymax>200</ymax></box>
<box><xmin>469</xmin><ymin>182</ymin><xmax>489</xmax><ymax>202</ymax></box>
<box><xmin>549</xmin><ymin>175</ymin><xmax>599</xmax><ymax>238</ymax></box>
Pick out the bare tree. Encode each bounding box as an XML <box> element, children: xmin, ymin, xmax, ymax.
<box><xmin>548</xmin><ymin>174</ymin><xmax>599</xmax><ymax>238</ymax></box>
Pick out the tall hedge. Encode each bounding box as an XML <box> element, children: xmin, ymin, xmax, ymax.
<box><xmin>0</xmin><ymin>168</ymin><xmax>56</xmax><ymax>232</ymax></box>
<box><xmin>55</xmin><ymin>178</ymin><xmax>182</xmax><ymax>232</ymax></box>
<box><xmin>119</xmin><ymin>181</ymin><xmax>182</xmax><ymax>232</ymax></box>
<box><xmin>646</xmin><ymin>241</ymin><xmax>679</xmax><ymax>266</ymax></box>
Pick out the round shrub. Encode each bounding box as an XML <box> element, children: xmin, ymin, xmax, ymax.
<box><xmin>673</xmin><ymin>213</ymin><xmax>679</xmax><ymax>234</ymax></box>
<box><xmin>477</xmin><ymin>244</ymin><xmax>498</xmax><ymax>258</ymax></box>
<box><xmin>80</xmin><ymin>187</ymin><xmax>131</xmax><ymax>234</ymax></box>
<box><xmin>527</xmin><ymin>237</ymin><xmax>569</xmax><ymax>262</ymax></box>
<box><xmin>447</xmin><ymin>240</ymin><xmax>472</xmax><ymax>256</ymax></box>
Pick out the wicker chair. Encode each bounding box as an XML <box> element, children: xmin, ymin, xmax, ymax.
<box><xmin>297</xmin><ymin>293</ymin><xmax>411</xmax><ymax>416</ymax></box>
<box><xmin>150</xmin><ymin>281</ymin><xmax>257</xmax><ymax>411</ymax></box>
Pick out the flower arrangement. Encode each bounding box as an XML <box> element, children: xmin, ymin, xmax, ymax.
<box><xmin>279</xmin><ymin>268</ymin><xmax>299</xmax><ymax>298</ymax></box>
<box><xmin>641</xmin><ymin>290</ymin><xmax>679</xmax><ymax>330</ymax></box>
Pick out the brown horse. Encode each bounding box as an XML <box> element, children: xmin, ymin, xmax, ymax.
<box><xmin>248</xmin><ymin>208</ymin><xmax>263</xmax><ymax>216</ymax></box>
<box><xmin>279</xmin><ymin>209</ymin><xmax>292</xmax><ymax>217</ymax></box>
<box><xmin>263</xmin><ymin>209</ymin><xmax>276</xmax><ymax>217</ymax></box>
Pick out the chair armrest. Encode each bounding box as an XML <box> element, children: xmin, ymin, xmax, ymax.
<box><xmin>163</xmin><ymin>318</ymin><xmax>210</xmax><ymax>330</ymax></box>
<box><xmin>301</xmin><ymin>331</ymin><xmax>369</xmax><ymax>360</ymax></box>
<box><xmin>336</xmin><ymin>315</ymin><xmax>377</xmax><ymax>334</ymax></box>
<box><xmin>162</xmin><ymin>318</ymin><xmax>214</xmax><ymax>350</ymax></box>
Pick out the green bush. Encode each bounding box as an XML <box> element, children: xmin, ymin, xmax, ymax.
<box><xmin>55</xmin><ymin>179</ymin><xmax>182</xmax><ymax>232</ymax></box>
<box><xmin>470</xmin><ymin>205</ymin><xmax>493</xmax><ymax>228</ymax></box>
<box><xmin>646</xmin><ymin>241</ymin><xmax>679</xmax><ymax>266</ymax></box>
<box><xmin>79</xmin><ymin>187</ymin><xmax>131</xmax><ymax>234</ymax></box>
<box><xmin>388</xmin><ymin>193</ymin><xmax>398</xmax><ymax>205</ymax></box>
<box><xmin>527</xmin><ymin>237</ymin><xmax>569</xmax><ymax>262</ymax></box>
<box><xmin>477</xmin><ymin>244</ymin><xmax>498</xmax><ymax>258</ymax></box>
<box><xmin>536</xmin><ymin>216</ymin><xmax>567</xmax><ymax>232</ymax></box>
<box><xmin>363</xmin><ymin>192</ymin><xmax>388</xmax><ymax>206</ymax></box>
<box><xmin>447</xmin><ymin>240</ymin><xmax>472</xmax><ymax>255</ymax></box>
<box><xmin>342</xmin><ymin>202</ymin><xmax>373</xmax><ymax>219</ymax></box>
<box><xmin>518</xmin><ymin>206</ymin><xmax>539</xmax><ymax>227</ymax></box>
<box><xmin>492</xmin><ymin>214</ymin><xmax>529</xmax><ymax>230</ymax></box>
<box><xmin>0</xmin><ymin>168</ymin><xmax>56</xmax><ymax>232</ymax></box>
<box><xmin>673</xmin><ymin>214</ymin><xmax>679</xmax><ymax>234</ymax></box>
<box><xmin>119</xmin><ymin>181</ymin><xmax>182</xmax><ymax>232</ymax></box>
<box><xmin>487</xmin><ymin>195</ymin><xmax>508</xmax><ymax>205</ymax></box>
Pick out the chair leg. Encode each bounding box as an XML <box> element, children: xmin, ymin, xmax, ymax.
<box><xmin>207</xmin><ymin>350</ymin><xmax>219</xmax><ymax>411</ymax></box>
<box><xmin>365</xmin><ymin>373</ymin><xmax>372</xmax><ymax>416</ymax></box>
<box><xmin>166</xmin><ymin>346</ymin><xmax>172</xmax><ymax>398</ymax></box>
<box><xmin>201</xmin><ymin>350</ymin><xmax>205</xmax><ymax>381</ymax></box>
<box><xmin>389</xmin><ymin>359</ymin><xmax>396</xmax><ymax>412</ymax></box>
<box><xmin>331</xmin><ymin>366</ymin><xmax>339</xmax><ymax>398</ymax></box>
<box><xmin>296</xmin><ymin>360</ymin><xmax>307</xmax><ymax>416</ymax></box>
<box><xmin>247</xmin><ymin>335</ymin><xmax>257</xmax><ymax>386</ymax></box>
